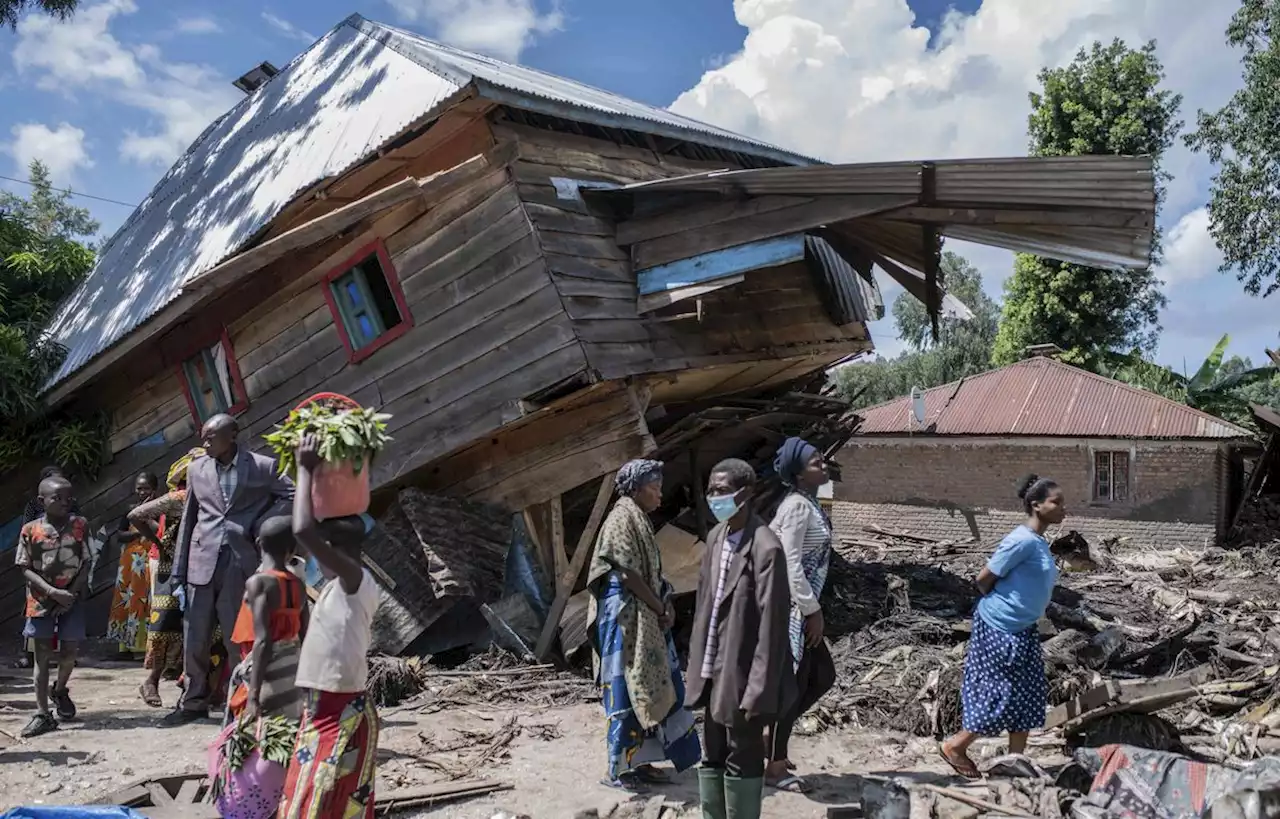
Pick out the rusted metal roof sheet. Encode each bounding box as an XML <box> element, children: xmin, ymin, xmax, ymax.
<box><xmin>42</xmin><ymin>15</ymin><xmax>809</xmax><ymax>393</ymax></box>
<box><xmin>857</xmin><ymin>357</ymin><xmax>1254</xmax><ymax>440</ymax></box>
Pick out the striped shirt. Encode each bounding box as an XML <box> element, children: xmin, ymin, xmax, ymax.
<box><xmin>770</xmin><ymin>493</ymin><xmax>832</xmax><ymax>618</ymax></box>
<box><xmin>701</xmin><ymin>529</ymin><xmax>744</xmax><ymax>679</ymax></box>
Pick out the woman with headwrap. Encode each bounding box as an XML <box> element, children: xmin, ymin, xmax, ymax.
<box><xmin>765</xmin><ymin>437</ymin><xmax>837</xmax><ymax>792</ymax></box>
<box><xmin>128</xmin><ymin>448</ymin><xmax>228</xmax><ymax>708</ymax></box>
<box><xmin>940</xmin><ymin>474</ymin><xmax>1066</xmax><ymax>779</ymax></box>
<box><xmin>587</xmin><ymin>459</ymin><xmax>701</xmax><ymax>791</ymax></box>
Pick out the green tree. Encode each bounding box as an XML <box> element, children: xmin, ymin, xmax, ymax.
<box><xmin>0</xmin><ymin>161</ymin><xmax>104</xmax><ymax>474</ymax></box>
<box><xmin>0</xmin><ymin>161</ymin><xmax>99</xmax><ymax>239</ymax></box>
<box><xmin>1099</xmin><ymin>335</ymin><xmax>1278</xmax><ymax>429</ymax></box>
<box><xmin>0</xmin><ymin>0</ymin><xmax>77</xmax><ymax>29</ymax></box>
<box><xmin>832</xmin><ymin>252</ymin><xmax>1000</xmax><ymax>409</ymax></box>
<box><xmin>992</xmin><ymin>40</ymin><xmax>1182</xmax><ymax>370</ymax></box>
<box><xmin>1185</xmin><ymin>0</ymin><xmax>1280</xmax><ymax>297</ymax></box>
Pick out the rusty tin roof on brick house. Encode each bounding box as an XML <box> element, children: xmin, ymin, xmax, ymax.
<box><xmin>856</xmin><ymin>357</ymin><xmax>1254</xmax><ymax>440</ymax></box>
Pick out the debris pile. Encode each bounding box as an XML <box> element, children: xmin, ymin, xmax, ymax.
<box><xmin>1229</xmin><ymin>494</ymin><xmax>1280</xmax><ymax>549</ymax></box>
<box><xmin>404</xmin><ymin>646</ymin><xmax>595</xmax><ymax>714</ymax></box>
<box><xmin>804</xmin><ymin>526</ymin><xmax>1280</xmax><ymax>761</ymax></box>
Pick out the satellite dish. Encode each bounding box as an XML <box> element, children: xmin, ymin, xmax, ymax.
<box><xmin>910</xmin><ymin>387</ymin><xmax>926</xmax><ymax>426</ymax></box>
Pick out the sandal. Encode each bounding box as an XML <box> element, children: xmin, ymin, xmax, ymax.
<box><xmin>938</xmin><ymin>744</ymin><xmax>980</xmax><ymax>780</ymax></box>
<box><xmin>600</xmin><ymin>773</ymin><xmax>648</xmax><ymax>793</ymax></box>
<box><xmin>767</xmin><ymin>775</ymin><xmax>810</xmax><ymax>793</ymax></box>
<box><xmin>631</xmin><ymin>765</ymin><xmax>672</xmax><ymax>784</ymax></box>
<box><xmin>139</xmin><ymin>682</ymin><xmax>162</xmax><ymax>708</ymax></box>
<box><xmin>20</xmin><ymin>713</ymin><xmax>57</xmax><ymax>738</ymax></box>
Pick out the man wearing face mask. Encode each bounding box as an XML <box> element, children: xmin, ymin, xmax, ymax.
<box><xmin>685</xmin><ymin>459</ymin><xmax>795</xmax><ymax>819</ymax></box>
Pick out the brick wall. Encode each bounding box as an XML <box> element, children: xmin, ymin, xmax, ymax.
<box><xmin>831</xmin><ymin>437</ymin><xmax>1228</xmax><ymax>549</ymax></box>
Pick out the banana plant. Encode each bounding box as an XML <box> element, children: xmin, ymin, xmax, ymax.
<box><xmin>1099</xmin><ymin>335</ymin><xmax>1278</xmax><ymax>429</ymax></box>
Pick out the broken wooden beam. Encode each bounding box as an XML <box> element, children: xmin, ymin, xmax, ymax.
<box><xmin>375</xmin><ymin>780</ymin><xmax>511</xmax><ymax>813</ymax></box>
<box><xmin>534</xmin><ymin>472</ymin><xmax>616</xmax><ymax>660</ymax></box>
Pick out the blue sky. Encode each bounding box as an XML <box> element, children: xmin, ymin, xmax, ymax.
<box><xmin>1</xmin><ymin>0</ymin><xmax>1274</xmax><ymax>375</ymax></box>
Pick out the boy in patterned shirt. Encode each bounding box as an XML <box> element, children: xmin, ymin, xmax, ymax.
<box><xmin>15</xmin><ymin>474</ymin><xmax>91</xmax><ymax>737</ymax></box>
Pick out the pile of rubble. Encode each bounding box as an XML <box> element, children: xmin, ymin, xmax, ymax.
<box><xmin>804</xmin><ymin>524</ymin><xmax>1280</xmax><ymax>764</ymax></box>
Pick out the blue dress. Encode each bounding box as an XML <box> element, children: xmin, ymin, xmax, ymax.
<box><xmin>961</xmin><ymin>526</ymin><xmax>1057</xmax><ymax>735</ymax></box>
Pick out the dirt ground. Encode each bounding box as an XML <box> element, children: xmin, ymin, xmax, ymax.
<box><xmin>0</xmin><ymin>653</ymin><xmax>1040</xmax><ymax>818</ymax></box>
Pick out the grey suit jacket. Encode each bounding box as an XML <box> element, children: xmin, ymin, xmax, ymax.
<box><xmin>173</xmin><ymin>446</ymin><xmax>294</xmax><ymax>586</ymax></box>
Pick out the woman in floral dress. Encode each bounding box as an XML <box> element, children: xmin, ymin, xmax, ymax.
<box><xmin>106</xmin><ymin>472</ymin><xmax>161</xmax><ymax>658</ymax></box>
<box><xmin>129</xmin><ymin>449</ymin><xmax>219</xmax><ymax>707</ymax></box>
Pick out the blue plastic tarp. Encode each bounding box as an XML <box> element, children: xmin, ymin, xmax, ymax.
<box><xmin>1</xmin><ymin>808</ymin><xmax>147</xmax><ymax>819</ymax></box>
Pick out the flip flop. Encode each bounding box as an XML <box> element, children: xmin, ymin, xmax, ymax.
<box><xmin>938</xmin><ymin>744</ymin><xmax>980</xmax><ymax>780</ymax></box>
<box><xmin>768</xmin><ymin>775</ymin><xmax>810</xmax><ymax>793</ymax></box>
<box><xmin>139</xmin><ymin>683</ymin><xmax>162</xmax><ymax>708</ymax></box>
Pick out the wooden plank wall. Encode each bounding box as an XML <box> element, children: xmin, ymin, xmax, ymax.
<box><xmin>496</xmin><ymin>121</ymin><xmax>870</xmax><ymax>387</ymax></box>
<box><xmin>2</xmin><ymin>117</ymin><xmax>598</xmax><ymax>634</ymax></box>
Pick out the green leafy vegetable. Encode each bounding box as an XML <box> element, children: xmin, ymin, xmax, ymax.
<box><xmin>212</xmin><ymin>714</ymin><xmax>300</xmax><ymax>800</ymax></box>
<box><xmin>263</xmin><ymin>402</ymin><xmax>392</xmax><ymax>477</ymax></box>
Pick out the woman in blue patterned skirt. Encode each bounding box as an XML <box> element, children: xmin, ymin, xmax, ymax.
<box><xmin>940</xmin><ymin>474</ymin><xmax>1065</xmax><ymax>778</ymax></box>
<box><xmin>586</xmin><ymin>460</ymin><xmax>701</xmax><ymax>791</ymax></box>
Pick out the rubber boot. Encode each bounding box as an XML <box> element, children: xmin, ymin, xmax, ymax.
<box><xmin>698</xmin><ymin>766</ymin><xmax>727</xmax><ymax>819</ymax></box>
<box><xmin>724</xmin><ymin>775</ymin><xmax>764</xmax><ymax>819</ymax></box>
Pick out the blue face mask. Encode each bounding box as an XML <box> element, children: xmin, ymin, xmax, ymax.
<box><xmin>706</xmin><ymin>491</ymin><xmax>742</xmax><ymax>523</ymax></box>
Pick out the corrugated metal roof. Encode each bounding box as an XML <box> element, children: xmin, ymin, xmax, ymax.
<box><xmin>601</xmin><ymin>156</ymin><xmax>1156</xmax><ymax>270</ymax></box>
<box><xmin>43</xmin><ymin>15</ymin><xmax>809</xmax><ymax>392</ymax></box>
<box><xmin>856</xmin><ymin>357</ymin><xmax>1254</xmax><ymax>440</ymax></box>
<box><xmin>804</xmin><ymin>236</ymin><xmax>872</xmax><ymax>326</ymax></box>
<box><xmin>349</xmin><ymin>17</ymin><xmax>813</xmax><ymax>167</ymax></box>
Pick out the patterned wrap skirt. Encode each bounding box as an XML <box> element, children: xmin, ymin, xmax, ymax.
<box><xmin>597</xmin><ymin>575</ymin><xmax>701</xmax><ymax>782</ymax></box>
<box><xmin>960</xmin><ymin>613</ymin><xmax>1047</xmax><ymax>735</ymax></box>
<box><xmin>106</xmin><ymin>536</ymin><xmax>151</xmax><ymax>653</ymax></box>
<box><xmin>279</xmin><ymin>689</ymin><xmax>379</xmax><ymax>819</ymax></box>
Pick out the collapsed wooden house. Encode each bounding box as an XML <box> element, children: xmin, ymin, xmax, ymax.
<box><xmin>0</xmin><ymin>14</ymin><xmax>1157</xmax><ymax>652</ymax></box>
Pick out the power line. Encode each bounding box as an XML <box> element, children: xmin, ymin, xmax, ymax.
<box><xmin>0</xmin><ymin>174</ymin><xmax>138</xmax><ymax>209</ymax></box>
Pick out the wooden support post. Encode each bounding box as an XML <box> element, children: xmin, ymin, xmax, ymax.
<box><xmin>549</xmin><ymin>494</ymin><xmax>568</xmax><ymax>587</ymax></box>
<box><xmin>689</xmin><ymin>448</ymin><xmax>709</xmax><ymax>541</ymax></box>
<box><xmin>533</xmin><ymin>472</ymin><xmax>617</xmax><ymax>660</ymax></box>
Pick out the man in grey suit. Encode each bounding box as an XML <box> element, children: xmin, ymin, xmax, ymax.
<box><xmin>163</xmin><ymin>413</ymin><xmax>293</xmax><ymax>724</ymax></box>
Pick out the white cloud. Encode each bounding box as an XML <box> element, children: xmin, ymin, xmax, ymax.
<box><xmin>175</xmin><ymin>16</ymin><xmax>221</xmax><ymax>35</ymax></box>
<box><xmin>12</xmin><ymin>0</ymin><xmax>238</xmax><ymax>167</ymax></box>
<box><xmin>385</xmin><ymin>0</ymin><xmax>563</xmax><ymax>61</ymax></box>
<box><xmin>670</xmin><ymin>0</ymin><xmax>1257</xmax><ymax>368</ymax></box>
<box><xmin>1160</xmin><ymin>208</ymin><xmax>1221</xmax><ymax>286</ymax></box>
<box><xmin>262</xmin><ymin>11</ymin><xmax>315</xmax><ymax>45</ymax></box>
<box><xmin>5</xmin><ymin>122</ymin><xmax>93</xmax><ymax>184</ymax></box>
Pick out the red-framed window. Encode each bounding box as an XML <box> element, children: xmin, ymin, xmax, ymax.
<box><xmin>321</xmin><ymin>240</ymin><xmax>413</xmax><ymax>363</ymax></box>
<box><xmin>175</xmin><ymin>328</ymin><xmax>249</xmax><ymax>424</ymax></box>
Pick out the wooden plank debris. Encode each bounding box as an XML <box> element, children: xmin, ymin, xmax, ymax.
<box><xmin>374</xmin><ymin>780</ymin><xmax>511</xmax><ymax>813</ymax></box>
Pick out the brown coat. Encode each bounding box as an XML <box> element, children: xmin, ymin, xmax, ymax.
<box><xmin>685</xmin><ymin>514</ymin><xmax>796</xmax><ymax>727</ymax></box>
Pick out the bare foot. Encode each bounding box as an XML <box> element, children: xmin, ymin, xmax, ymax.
<box><xmin>939</xmin><ymin>742</ymin><xmax>980</xmax><ymax>779</ymax></box>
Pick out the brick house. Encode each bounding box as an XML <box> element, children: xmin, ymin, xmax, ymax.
<box><xmin>832</xmin><ymin>356</ymin><xmax>1258</xmax><ymax>549</ymax></box>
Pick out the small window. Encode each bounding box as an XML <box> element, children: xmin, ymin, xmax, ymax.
<box><xmin>322</xmin><ymin>241</ymin><xmax>411</xmax><ymax>363</ymax></box>
<box><xmin>1092</xmin><ymin>450</ymin><xmax>1130</xmax><ymax>503</ymax></box>
<box><xmin>178</xmin><ymin>331</ymin><xmax>247</xmax><ymax>424</ymax></box>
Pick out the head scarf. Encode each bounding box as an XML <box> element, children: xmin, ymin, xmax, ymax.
<box><xmin>774</xmin><ymin>437</ymin><xmax>818</xmax><ymax>488</ymax></box>
<box><xmin>167</xmin><ymin>447</ymin><xmax>206</xmax><ymax>491</ymax></box>
<box><xmin>615</xmin><ymin>459</ymin><xmax>664</xmax><ymax>497</ymax></box>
